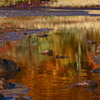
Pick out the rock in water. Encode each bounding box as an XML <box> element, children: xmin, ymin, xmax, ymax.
<box><xmin>3</xmin><ymin>59</ymin><xmax>20</xmax><ymax>72</ymax></box>
<box><xmin>0</xmin><ymin>58</ymin><xmax>21</xmax><ymax>73</ymax></box>
<box><xmin>11</xmin><ymin>96</ymin><xmax>31</xmax><ymax>100</ymax></box>
<box><xmin>54</xmin><ymin>55</ymin><xmax>68</xmax><ymax>59</ymax></box>
<box><xmin>41</xmin><ymin>49</ymin><xmax>53</xmax><ymax>54</ymax></box>
<box><xmin>54</xmin><ymin>55</ymin><xmax>59</xmax><ymax>58</ymax></box>
<box><xmin>0</xmin><ymin>78</ymin><xmax>11</xmax><ymax>90</ymax></box>
<box><xmin>37</xmin><ymin>34</ymin><xmax>48</xmax><ymax>37</ymax></box>
<box><xmin>41</xmin><ymin>53</ymin><xmax>53</xmax><ymax>56</ymax></box>
<box><xmin>15</xmin><ymin>96</ymin><xmax>27</xmax><ymax>100</ymax></box>
<box><xmin>72</xmin><ymin>80</ymin><xmax>97</xmax><ymax>87</ymax></box>
<box><xmin>87</xmin><ymin>40</ymin><xmax>97</xmax><ymax>44</ymax></box>
<box><xmin>23</xmin><ymin>33</ymin><xmax>27</xmax><ymax>35</ymax></box>
<box><xmin>91</xmin><ymin>68</ymin><xmax>100</xmax><ymax>73</ymax></box>
<box><xmin>0</xmin><ymin>93</ymin><xmax>6</xmax><ymax>100</ymax></box>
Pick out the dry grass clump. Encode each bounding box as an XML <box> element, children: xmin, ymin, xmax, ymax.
<box><xmin>47</xmin><ymin>0</ymin><xmax>100</xmax><ymax>7</ymax></box>
<box><xmin>89</xmin><ymin>10</ymin><xmax>100</xmax><ymax>14</ymax></box>
<box><xmin>0</xmin><ymin>16</ymin><xmax>100</xmax><ymax>31</ymax></box>
<box><xmin>0</xmin><ymin>0</ymin><xmax>100</xmax><ymax>7</ymax></box>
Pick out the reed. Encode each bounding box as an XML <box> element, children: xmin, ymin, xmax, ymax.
<box><xmin>0</xmin><ymin>16</ymin><xmax>100</xmax><ymax>31</ymax></box>
<box><xmin>47</xmin><ymin>0</ymin><xmax>100</xmax><ymax>7</ymax></box>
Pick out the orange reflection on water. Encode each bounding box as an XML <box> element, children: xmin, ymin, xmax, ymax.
<box><xmin>0</xmin><ymin>29</ymin><xmax>100</xmax><ymax>100</ymax></box>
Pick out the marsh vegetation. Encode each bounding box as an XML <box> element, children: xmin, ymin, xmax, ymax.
<box><xmin>0</xmin><ymin>0</ymin><xmax>100</xmax><ymax>7</ymax></box>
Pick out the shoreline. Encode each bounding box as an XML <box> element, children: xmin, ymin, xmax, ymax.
<box><xmin>0</xmin><ymin>1</ymin><xmax>100</xmax><ymax>10</ymax></box>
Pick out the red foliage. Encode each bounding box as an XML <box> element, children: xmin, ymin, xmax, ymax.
<box><xmin>9</xmin><ymin>1</ymin><xmax>50</xmax><ymax>9</ymax></box>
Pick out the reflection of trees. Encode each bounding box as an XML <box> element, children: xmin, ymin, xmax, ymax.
<box><xmin>37</xmin><ymin>29</ymin><xmax>100</xmax><ymax>77</ymax></box>
<box><xmin>0</xmin><ymin>28</ymin><xmax>100</xmax><ymax>100</ymax></box>
<box><xmin>85</xmin><ymin>30</ymin><xmax>100</xmax><ymax>69</ymax></box>
<box><xmin>0</xmin><ymin>29</ymin><xmax>100</xmax><ymax>75</ymax></box>
<box><xmin>76</xmin><ymin>41</ymin><xmax>81</xmax><ymax>76</ymax></box>
<box><xmin>0</xmin><ymin>29</ymin><xmax>99</xmax><ymax>78</ymax></box>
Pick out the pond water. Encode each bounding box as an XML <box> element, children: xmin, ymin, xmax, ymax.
<box><xmin>0</xmin><ymin>27</ymin><xmax>100</xmax><ymax>100</ymax></box>
<box><xmin>0</xmin><ymin>7</ymin><xmax>100</xmax><ymax>17</ymax></box>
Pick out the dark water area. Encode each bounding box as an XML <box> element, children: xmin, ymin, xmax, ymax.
<box><xmin>6</xmin><ymin>97</ymin><xmax>13</xmax><ymax>100</ymax></box>
<box><xmin>0</xmin><ymin>7</ymin><xmax>100</xmax><ymax>17</ymax></box>
<box><xmin>0</xmin><ymin>28</ymin><xmax>100</xmax><ymax>100</ymax></box>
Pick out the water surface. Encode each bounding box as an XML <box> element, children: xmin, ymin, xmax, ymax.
<box><xmin>0</xmin><ymin>7</ymin><xmax>100</xmax><ymax>17</ymax></box>
<box><xmin>0</xmin><ymin>28</ymin><xmax>100</xmax><ymax>100</ymax></box>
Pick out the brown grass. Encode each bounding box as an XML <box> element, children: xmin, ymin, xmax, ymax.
<box><xmin>47</xmin><ymin>0</ymin><xmax>100</xmax><ymax>7</ymax></box>
<box><xmin>0</xmin><ymin>0</ymin><xmax>100</xmax><ymax>7</ymax></box>
<box><xmin>0</xmin><ymin>16</ymin><xmax>100</xmax><ymax>32</ymax></box>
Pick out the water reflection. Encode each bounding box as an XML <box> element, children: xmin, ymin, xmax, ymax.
<box><xmin>0</xmin><ymin>71</ymin><xmax>20</xmax><ymax>80</ymax></box>
<box><xmin>0</xmin><ymin>28</ymin><xmax>100</xmax><ymax>100</ymax></box>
